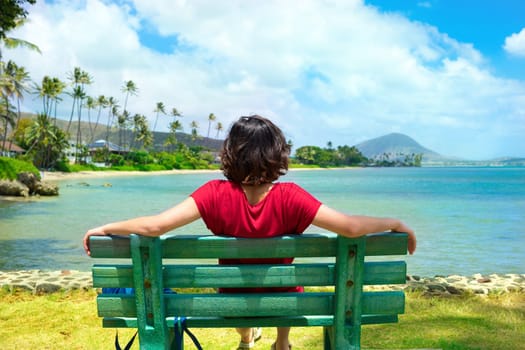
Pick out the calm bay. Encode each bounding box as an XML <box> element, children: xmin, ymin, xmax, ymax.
<box><xmin>0</xmin><ymin>167</ymin><xmax>523</xmax><ymax>276</ymax></box>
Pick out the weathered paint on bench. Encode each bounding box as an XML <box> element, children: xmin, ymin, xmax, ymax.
<box><xmin>90</xmin><ymin>232</ymin><xmax>408</xmax><ymax>349</ymax></box>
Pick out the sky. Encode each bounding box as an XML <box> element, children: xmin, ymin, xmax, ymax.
<box><xmin>4</xmin><ymin>0</ymin><xmax>525</xmax><ymax>160</ymax></box>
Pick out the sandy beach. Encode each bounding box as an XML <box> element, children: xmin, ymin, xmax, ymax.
<box><xmin>39</xmin><ymin>167</ymin><xmax>335</xmax><ymax>182</ymax></box>
<box><xmin>40</xmin><ymin>169</ymin><xmax>222</xmax><ymax>181</ymax></box>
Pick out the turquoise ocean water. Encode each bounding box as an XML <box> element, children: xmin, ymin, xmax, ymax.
<box><xmin>0</xmin><ymin>167</ymin><xmax>524</xmax><ymax>276</ymax></box>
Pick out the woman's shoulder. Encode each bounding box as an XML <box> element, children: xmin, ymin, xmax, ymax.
<box><xmin>200</xmin><ymin>179</ymin><xmax>239</xmax><ymax>191</ymax></box>
<box><xmin>273</xmin><ymin>182</ymin><xmax>308</xmax><ymax>193</ymax></box>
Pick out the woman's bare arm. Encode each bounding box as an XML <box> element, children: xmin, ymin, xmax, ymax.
<box><xmin>312</xmin><ymin>204</ymin><xmax>416</xmax><ymax>254</ymax></box>
<box><xmin>83</xmin><ymin>197</ymin><xmax>201</xmax><ymax>255</ymax></box>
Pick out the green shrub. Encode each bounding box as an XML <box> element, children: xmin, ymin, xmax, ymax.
<box><xmin>54</xmin><ymin>161</ymin><xmax>102</xmax><ymax>173</ymax></box>
<box><xmin>0</xmin><ymin>157</ymin><xmax>40</xmax><ymax>180</ymax></box>
<box><xmin>135</xmin><ymin>163</ymin><xmax>169</xmax><ymax>171</ymax></box>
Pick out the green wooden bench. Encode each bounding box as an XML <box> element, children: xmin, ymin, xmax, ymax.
<box><xmin>89</xmin><ymin>232</ymin><xmax>408</xmax><ymax>349</ymax></box>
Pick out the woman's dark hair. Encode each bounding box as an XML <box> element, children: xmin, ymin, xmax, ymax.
<box><xmin>221</xmin><ymin>115</ymin><xmax>290</xmax><ymax>185</ymax></box>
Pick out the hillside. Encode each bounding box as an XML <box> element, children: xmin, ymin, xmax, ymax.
<box><xmin>354</xmin><ymin>133</ymin><xmax>444</xmax><ymax>163</ymax></box>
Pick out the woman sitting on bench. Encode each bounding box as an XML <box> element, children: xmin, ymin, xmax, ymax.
<box><xmin>83</xmin><ymin>115</ymin><xmax>416</xmax><ymax>350</ymax></box>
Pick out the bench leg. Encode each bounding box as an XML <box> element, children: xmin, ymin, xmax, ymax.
<box><xmin>323</xmin><ymin>326</ymin><xmax>333</xmax><ymax>350</ymax></box>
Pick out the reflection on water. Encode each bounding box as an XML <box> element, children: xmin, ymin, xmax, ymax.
<box><xmin>0</xmin><ymin>238</ymin><xmax>85</xmax><ymax>270</ymax></box>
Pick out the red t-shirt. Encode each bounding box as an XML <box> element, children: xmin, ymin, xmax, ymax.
<box><xmin>191</xmin><ymin>180</ymin><xmax>322</xmax><ymax>292</ymax></box>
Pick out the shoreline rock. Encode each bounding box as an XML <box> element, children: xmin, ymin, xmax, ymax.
<box><xmin>1</xmin><ymin>270</ymin><xmax>523</xmax><ymax>295</ymax></box>
<box><xmin>0</xmin><ymin>172</ymin><xmax>58</xmax><ymax>197</ymax></box>
<box><xmin>366</xmin><ymin>273</ymin><xmax>525</xmax><ymax>296</ymax></box>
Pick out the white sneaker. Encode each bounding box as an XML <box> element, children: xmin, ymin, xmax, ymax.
<box><xmin>236</xmin><ymin>328</ymin><xmax>262</xmax><ymax>349</ymax></box>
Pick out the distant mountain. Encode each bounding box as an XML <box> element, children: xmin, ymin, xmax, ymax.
<box><xmin>354</xmin><ymin>133</ymin><xmax>445</xmax><ymax>163</ymax></box>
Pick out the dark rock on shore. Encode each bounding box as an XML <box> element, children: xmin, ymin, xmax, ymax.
<box><xmin>0</xmin><ymin>172</ymin><xmax>58</xmax><ymax>197</ymax></box>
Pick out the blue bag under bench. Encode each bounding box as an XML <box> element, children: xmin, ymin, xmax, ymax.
<box><xmin>89</xmin><ymin>232</ymin><xmax>408</xmax><ymax>349</ymax></box>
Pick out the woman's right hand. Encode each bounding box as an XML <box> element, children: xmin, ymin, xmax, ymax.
<box><xmin>83</xmin><ymin>227</ymin><xmax>108</xmax><ymax>256</ymax></box>
<box><xmin>393</xmin><ymin>221</ymin><xmax>416</xmax><ymax>255</ymax></box>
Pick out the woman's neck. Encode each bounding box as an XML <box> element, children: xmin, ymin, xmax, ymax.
<box><xmin>241</xmin><ymin>183</ymin><xmax>274</xmax><ymax>205</ymax></box>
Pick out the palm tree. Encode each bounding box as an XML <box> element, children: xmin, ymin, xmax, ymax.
<box><xmin>152</xmin><ymin>101</ymin><xmax>166</xmax><ymax>133</ymax></box>
<box><xmin>165</xmin><ymin>119</ymin><xmax>183</xmax><ymax>151</ymax></box>
<box><xmin>4</xmin><ymin>61</ymin><xmax>30</xmax><ymax>132</ymax></box>
<box><xmin>84</xmin><ymin>96</ymin><xmax>96</xmax><ymax>143</ymax></box>
<box><xmin>104</xmin><ymin>97</ymin><xmax>118</xmax><ymax>143</ymax></box>
<box><xmin>66</xmin><ymin>67</ymin><xmax>81</xmax><ymax>133</ymax></box>
<box><xmin>25</xmin><ymin>113</ymin><xmax>69</xmax><ymax>169</ymax></box>
<box><xmin>117</xmin><ymin>110</ymin><xmax>130</xmax><ymax>148</ymax></box>
<box><xmin>120</xmin><ymin>80</ymin><xmax>138</xmax><ymax>150</ymax></box>
<box><xmin>103</xmin><ymin>97</ymin><xmax>119</xmax><ymax>163</ymax></box>
<box><xmin>132</xmin><ymin>114</ymin><xmax>152</xmax><ymax>150</ymax></box>
<box><xmin>33</xmin><ymin>76</ymin><xmax>53</xmax><ymax>117</ymax></box>
<box><xmin>0</xmin><ymin>95</ymin><xmax>16</xmax><ymax>154</ymax></box>
<box><xmin>0</xmin><ymin>65</ymin><xmax>15</xmax><ymax>152</ymax></box>
<box><xmin>215</xmin><ymin>121</ymin><xmax>223</xmax><ymax>138</ymax></box>
<box><xmin>33</xmin><ymin>76</ymin><xmax>65</xmax><ymax>124</ymax></box>
<box><xmin>92</xmin><ymin>95</ymin><xmax>108</xmax><ymax>141</ymax></box>
<box><xmin>130</xmin><ymin>113</ymin><xmax>142</xmax><ymax>151</ymax></box>
<box><xmin>71</xmin><ymin>85</ymin><xmax>87</xmax><ymax>163</ymax></box>
<box><xmin>206</xmin><ymin>113</ymin><xmax>216</xmax><ymax>138</ymax></box>
<box><xmin>170</xmin><ymin>107</ymin><xmax>182</xmax><ymax>119</ymax></box>
<box><xmin>1</xmin><ymin>60</ymin><xmax>31</xmax><ymax>151</ymax></box>
<box><xmin>190</xmin><ymin>120</ymin><xmax>200</xmax><ymax>142</ymax></box>
<box><xmin>121</xmin><ymin>80</ymin><xmax>138</xmax><ymax>113</ymax></box>
<box><xmin>163</xmin><ymin>107</ymin><xmax>182</xmax><ymax>151</ymax></box>
<box><xmin>66</xmin><ymin>67</ymin><xmax>93</xmax><ymax>134</ymax></box>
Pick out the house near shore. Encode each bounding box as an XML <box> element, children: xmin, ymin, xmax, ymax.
<box><xmin>0</xmin><ymin>140</ymin><xmax>26</xmax><ymax>157</ymax></box>
<box><xmin>87</xmin><ymin>139</ymin><xmax>129</xmax><ymax>154</ymax></box>
<box><xmin>65</xmin><ymin>139</ymin><xmax>130</xmax><ymax>164</ymax></box>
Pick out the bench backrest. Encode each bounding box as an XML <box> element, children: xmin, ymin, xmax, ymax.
<box><xmin>90</xmin><ymin>232</ymin><xmax>408</xmax><ymax>349</ymax></box>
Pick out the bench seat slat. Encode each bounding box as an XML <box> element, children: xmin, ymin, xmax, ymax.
<box><xmin>362</xmin><ymin>291</ymin><xmax>405</xmax><ymax>315</ymax></box>
<box><xmin>98</xmin><ymin>293</ymin><xmax>334</xmax><ymax>318</ymax></box>
<box><xmin>363</xmin><ymin>261</ymin><xmax>407</xmax><ymax>285</ymax></box>
<box><xmin>165</xmin><ymin>293</ymin><xmax>333</xmax><ymax>317</ymax></box>
<box><xmin>365</xmin><ymin>233</ymin><xmax>408</xmax><ymax>256</ymax></box>
<box><xmin>89</xmin><ymin>232</ymin><xmax>408</xmax><ymax>259</ymax></box>
<box><xmin>163</xmin><ymin>264</ymin><xmax>335</xmax><ymax>288</ymax></box>
<box><xmin>161</xmin><ymin>234</ymin><xmax>338</xmax><ymax>259</ymax></box>
<box><xmin>97</xmin><ymin>291</ymin><xmax>404</xmax><ymax>319</ymax></box>
<box><xmin>92</xmin><ymin>264</ymin><xmax>134</xmax><ymax>288</ymax></box>
<box><xmin>93</xmin><ymin>260</ymin><xmax>406</xmax><ymax>289</ymax></box>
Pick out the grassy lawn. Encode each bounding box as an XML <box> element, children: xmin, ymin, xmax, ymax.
<box><xmin>0</xmin><ymin>289</ymin><xmax>523</xmax><ymax>349</ymax></box>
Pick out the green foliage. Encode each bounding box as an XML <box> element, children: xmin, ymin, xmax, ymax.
<box><xmin>0</xmin><ymin>156</ymin><xmax>39</xmax><ymax>180</ymax></box>
<box><xmin>294</xmin><ymin>144</ymin><xmax>367</xmax><ymax>167</ymax></box>
<box><xmin>157</xmin><ymin>151</ymin><xmax>177</xmax><ymax>169</ymax></box>
<box><xmin>126</xmin><ymin>150</ymin><xmax>154</xmax><ymax>165</ymax></box>
<box><xmin>25</xmin><ymin>113</ymin><xmax>69</xmax><ymax>169</ymax></box>
<box><xmin>54</xmin><ymin>161</ymin><xmax>100</xmax><ymax>173</ymax></box>
<box><xmin>109</xmin><ymin>154</ymin><xmax>124</xmax><ymax>166</ymax></box>
<box><xmin>0</xmin><ymin>0</ymin><xmax>36</xmax><ymax>39</ymax></box>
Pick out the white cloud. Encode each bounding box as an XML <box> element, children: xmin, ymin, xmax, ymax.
<box><xmin>504</xmin><ymin>28</ymin><xmax>525</xmax><ymax>57</ymax></box>
<box><xmin>3</xmin><ymin>0</ymin><xmax>525</xmax><ymax>159</ymax></box>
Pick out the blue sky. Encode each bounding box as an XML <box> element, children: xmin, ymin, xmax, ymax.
<box><xmin>366</xmin><ymin>0</ymin><xmax>525</xmax><ymax>78</ymax></box>
<box><xmin>5</xmin><ymin>0</ymin><xmax>525</xmax><ymax>160</ymax></box>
